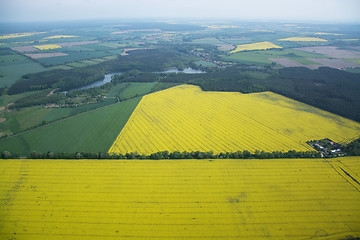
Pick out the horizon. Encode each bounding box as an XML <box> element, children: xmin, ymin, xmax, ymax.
<box><xmin>1</xmin><ymin>0</ymin><xmax>360</xmax><ymax>24</ymax></box>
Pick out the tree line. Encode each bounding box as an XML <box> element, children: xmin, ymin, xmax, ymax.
<box><xmin>1</xmin><ymin>149</ymin><xmax>320</xmax><ymax>159</ymax></box>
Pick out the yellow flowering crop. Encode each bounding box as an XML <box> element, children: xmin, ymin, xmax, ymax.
<box><xmin>314</xmin><ymin>32</ymin><xmax>343</xmax><ymax>36</ymax></box>
<box><xmin>0</xmin><ymin>32</ymin><xmax>44</xmax><ymax>39</ymax></box>
<box><xmin>278</xmin><ymin>37</ymin><xmax>328</xmax><ymax>42</ymax></box>
<box><xmin>43</xmin><ymin>35</ymin><xmax>79</xmax><ymax>39</ymax></box>
<box><xmin>34</xmin><ymin>44</ymin><xmax>62</xmax><ymax>50</ymax></box>
<box><xmin>109</xmin><ymin>85</ymin><xmax>360</xmax><ymax>155</ymax></box>
<box><xmin>0</xmin><ymin>158</ymin><xmax>359</xmax><ymax>239</ymax></box>
<box><xmin>230</xmin><ymin>41</ymin><xmax>282</xmax><ymax>53</ymax></box>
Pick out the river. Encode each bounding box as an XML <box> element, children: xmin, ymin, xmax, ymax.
<box><xmin>66</xmin><ymin>68</ymin><xmax>204</xmax><ymax>92</ymax></box>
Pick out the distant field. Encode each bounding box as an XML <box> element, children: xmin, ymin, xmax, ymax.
<box><xmin>36</xmin><ymin>51</ymin><xmax>112</xmax><ymax>66</ymax></box>
<box><xmin>278</xmin><ymin>37</ymin><xmax>327</xmax><ymax>42</ymax></box>
<box><xmin>230</xmin><ymin>41</ymin><xmax>282</xmax><ymax>53</ymax></box>
<box><xmin>296</xmin><ymin>46</ymin><xmax>360</xmax><ymax>58</ymax></box>
<box><xmin>192</xmin><ymin>38</ymin><xmax>226</xmax><ymax>45</ymax></box>
<box><xmin>269</xmin><ymin>58</ymin><xmax>320</xmax><ymax>69</ymax></box>
<box><xmin>119</xmin><ymin>82</ymin><xmax>157</xmax><ymax>99</ymax></box>
<box><xmin>34</xmin><ymin>44</ymin><xmax>62</xmax><ymax>50</ymax></box>
<box><xmin>0</xmin><ymin>32</ymin><xmax>43</xmax><ymax>39</ymax></box>
<box><xmin>223</xmin><ymin>48</ymin><xmax>326</xmax><ymax>65</ymax></box>
<box><xmin>43</xmin><ymin>35</ymin><xmax>79</xmax><ymax>39</ymax></box>
<box><xmin>109</xmin><ymin>85</ymin><xmax>360</xmax><ymax>155</ymax></box>
<box><xmin>194</xmin><ymin>60</ymin><xmax>217</xmax><ymax>67</ymax></box>
<box><xmin>0</xmin><ymin>157</ymin><xmax>359</xmax><ymax>239</ymax></box>
<box><xmin>0</xmin><ymin>98</ymin><xmax>141</xmax><ymax>154</ymax></box>
<box><xmin>0</xmin><ymin>54</ymin><xmax>47</xmax><ymax>88</ymax></box>
<box><xmin>314</xmin><ymin>32</ymin><xmax>343</xmax><ymax>36</ymax></box>
<box><xmin>64</xmin><ymin>55</ymin><xmax>116</xmax><ymax>68</ymax></box>
<box><xmin>25</xmin><ymin>52</ymin><xmax>68</xmax><ymax>59</ymax></box>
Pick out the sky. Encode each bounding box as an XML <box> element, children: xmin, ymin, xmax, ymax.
<box><xmin>0</xmin><ymin>0</ymin><xmax>359</xmax><ymax>23</ymax></box>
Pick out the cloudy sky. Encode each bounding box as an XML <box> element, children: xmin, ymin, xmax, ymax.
<box><xmin>0</xmin><ymin>0</ymin><xmax>359</xmax><ymax>23</ymax></box>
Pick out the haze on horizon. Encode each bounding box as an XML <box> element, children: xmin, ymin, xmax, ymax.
<box><xmin>0</xmin><ymin>0</ymin><xmax>359</xmax><ymax>23</ymax></box>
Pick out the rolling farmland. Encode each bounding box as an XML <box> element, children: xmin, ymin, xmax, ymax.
<box><xmin>109</xmin><ymin>85</ymin><xmax>360</xmax><ymax>155</ymax></box>
<box><xmin>278</xmin><ymin>37</ymin><xmax>328</xmax><ymax>42</ymax></box>
<box><xmin>0</xmin><ymin>32</ymin><xmax>44</xmax><ymax>39</ymax></box>
<box><xmin>0</xmin><ymin>97</ymin><xmax>141</xmax><ymax>154</ymax></box>
<box><xmin>43</xmin><ymin>35</ymin><xmax>79</xmax><ymax>39</ymax></box>
<box><xmin>0</xmin><ymin>157</ymin><xmax>359</xmax><ymax>239</ymax></box>
<box><xmin>230</xmin><ymin>41</ymin><xmax>282</xmax><ymax>53</ymax></box>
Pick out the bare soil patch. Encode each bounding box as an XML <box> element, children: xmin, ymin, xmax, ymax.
<box><xmin>11</xmin><ymin>46</ymin><xmax>38</xmax><ymax>53</ymax></box>
<box><xmin>25</xmin><ymin>53</ymin><xmax>68</xmax><ymax>59</ymax></box>
<box><xmin>57</xmin><ymin>41</ymin><xmax>99</xmax><ymax>47</ymax></box>
<box><xmin>0</xmin><ymin>118</ymin><xmax>5</xmax><ymax>123</ymax></box>
<box><xmin>296</xmin><ymin>46</ymin><xmax>360</xmax><ymax>59</ymax></box>
<box><xmin>308</xmin><ymin>58</ymin><xmax>360</xmax><ymax>69</ymax></box>
<box><xmin>217</xmin><ymin>44</ymin><xmax>235</xmax><ymax>51</ymax></box>
<box><xmin>47</xmin><ymin>88</ymin><xmax>60</xmax><ymax>97</ymax></box>
<box><xmin>0</xmin><ymin>106</ymin><xmax>5</xmax><ymax>111</ymax></box>
<box><xmin>6</xmin><ymin>103</ymin><xmax>14</xmax><ymax>112</ymax></box>
<box><xmin>270</xmin><ymin>58</ymin><xmax>321</xmax><ymax>69</ymax></box>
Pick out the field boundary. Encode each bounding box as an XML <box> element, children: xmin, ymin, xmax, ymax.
<box><xmin>326</xmin><ymin>159</ymin><xmax>360</xmax><ymax>192</ymax></box>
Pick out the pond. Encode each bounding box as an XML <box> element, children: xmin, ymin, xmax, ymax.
<box><xmin>66</xmin><ymin>67</ymin><xmax>204</xmax><ymax>93</ymax></box>
<box><xmin>159</xmin><ymin>67</ymin><xmax>205</xmax><ymax>74</ymax></box>
<box><xmin>70</xmin><ymin>72</ymin><xmax>122</xmax><ymax>91</ymax></box>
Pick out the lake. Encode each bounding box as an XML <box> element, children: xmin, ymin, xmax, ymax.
<box><xmin>67</xmin><ymin>72</ymin><xmax>122</xmax><ymax>92</ymax></box>
<box><xmin>159</xmin><ymin>67</ymin><xmax>205</xmax><ymax>74</ymax></box>
<box><xmin>67</xmin><ymin>68</ymin><xmax>204</xmax><ymax>93</ymax></box>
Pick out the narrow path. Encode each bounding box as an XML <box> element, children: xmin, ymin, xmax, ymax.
<box><xmin>325</xmin><ymin>158</ymin><xmax>360</xmax><ymax>192</ymax></box>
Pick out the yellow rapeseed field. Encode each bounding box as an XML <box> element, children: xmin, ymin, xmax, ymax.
<box><xmin>278</xmin><ymin>37</ymin><xmax>328</xmax><ymax>42</ymax></box>
<box><xmin>34</xmin><ymin>44</ymin><xmax>62</xmax><ymax>50</ymax></box>
<box><xmin>44</xmin><ymin>35</ymin><xmax>79</xmax><ymax>39</ymax></box>
<box><xmin>109</xmin><ymin>85</ymin><xmax>360</xmax><ymax>155</ymax></box>
<box><xmin>230</xmin><ymin>41</ymin><xmax>282</xmax><ymax>53</ymax></box>
<box><xmin>314</xmin><ymin>32</ymin><xmax>343</xmax><ymax>36</ymax></box>
<box><xmin>0</xmin><ymin>158</ymin><xmax>359</xmax><ymax>240</ymax></box>
<box><xmin>0</xmin><ymin>32</ymin><xmax>44</xmax><ymax>39</ymax></box>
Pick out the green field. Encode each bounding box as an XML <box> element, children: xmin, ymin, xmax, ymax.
<box><xmin>194</xmin><ymin>60</ymin><xmax>217</xmax><ymax>67</ymax></box>
<box><xmin>0</xmin><ymin>97</ymin><xmax>141</xmax><ymax>154</ymax></box>
<box><xmin>36</xmin><ymin>51</ymin><xmax>113</xmax><ymax>66</ymax></box>
<box><xmin>192</xmin><ymin>38</ymin><xmax>226</xmax><ymax>45</ymax></box>
<box><xmin>0</xmin><ymin>54</ymin><xmax>47</xmax><ymax>87</ymax></box>
<box><xmin>0</xmin><ymin>106</ymin><xmax>71</xmax><ymax>137</ymax></box>
<box><xmin>106</xmin><ymin>82</ymin><xmax>157</xmax><ymax>99</ymax></box>
<box><xmin>223</xmin><ymin>48</ymin><xmax>327</xmax><ymax>65</ymax></box>
<box><xmin>105</xmin><ymin>83</ymin><xmax>129</xmax><ymax>98</ymax></box>
<box><xmin>119</xmin><ymin>82</ymin><xmax>157</xmax><ymax>99</ymax></box>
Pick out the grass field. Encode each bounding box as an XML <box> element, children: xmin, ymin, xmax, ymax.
<box><xmin>223</xmin><ymin>48</ymin><xmax>326</xmax><ymax>65</ymax></box>
<box><xmin>230</xmin><ymin>41</ymin><xmax>282</xmax><ymax>53</ymax></box>
<box><xmin>0</xmin><ymin>106</ymin><xmax>72</xmax><ymax>136</ymax></box>
<box><xmin>0</xmin><ymin>54</ymin><xmax>47</xmax><ymax>88</ymax></box>
<box><xmin>192</xmin><ymin>38</ymin><xmax>226</xmax><ymax>45</ymax></box>
<box><xmin>119</xmin><ymin>82</ymin><xmax>157</xmax><ymax>99</ymax></box>
<box><xmin>43</xmin><ymin>35</ymin><xmax>79</xmax><ymax>39</ymax></box>
<box><xmin>106</xmin><ymin>83</ymin><xmax>156</xmax><ymax>99</ymax></box>
<box><xmin>0</xmin><ymin>98</ymin><xmax>141</xmax><ymax>154</ymax></box>
<box><xmin>194</xmin><ymin>60</ymin><xmax>217</xmax><ymax>67</ymax></box>
<box><xmin>109</xmin><ymin>85</ymin><xmax>360</xmax><ymax>155</ymax></box>
<box><xmin>0</xmin><ymin>157</ymin><xmax>359</xmax><ymax>240</ymax></box>
<box><xmin>278</xmin><ymin>37</ymin><xmax>328</xmax><ymax>42</ymax></box>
